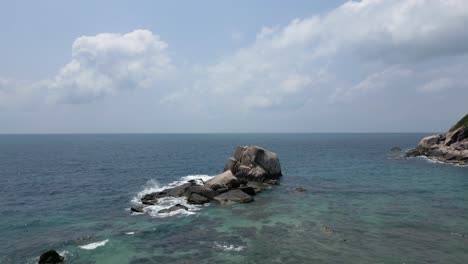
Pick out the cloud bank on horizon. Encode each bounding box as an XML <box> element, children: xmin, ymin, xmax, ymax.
<box><xmin>1</xmin><ymin>0</ymin><xmax>468</xmax><ymax>132</ymax></box>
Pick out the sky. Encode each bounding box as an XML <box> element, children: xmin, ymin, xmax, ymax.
<box><xmin>1</xmin><ymin>0</ymin><xmax>467</xmax><ymax>133</ymax></box>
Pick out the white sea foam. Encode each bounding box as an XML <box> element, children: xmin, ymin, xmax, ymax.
<box><xmin>418</xmin><ymin>156</ymin><xmax>468</xmax><ymax>167</ymax></box>
<box><xmin>79</xmin><ymin>239</ymin><xmax>109</xmax><ymax>250</ymax></box>
<box><xmin>131</xmin><ymin>174</ymin><xmax>214</xmax><ymax>218</ymax></box>
<box><xmin>125</xmin><ymin>232</ymin><xmax>135</xmax><ymax>235</ymax></box>
<box><xmin>214</xmin><ymin>242</ymin><xmax>245</xmax><ymax>252</ymax></box>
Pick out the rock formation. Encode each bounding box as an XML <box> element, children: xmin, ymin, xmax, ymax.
<box><xmin>38</xmin><ymin>250</ymin><xmax>64</xmax><ymax>264</ymax></box>
<box><xmin>224</xmin><ymin>145</ymin><xmax>282</xmax><ymax>183</ymax></box>
<box><xmin>405</xmin><ymin>114</ymin><xmax>468</xmax><ymax>165</ymax></box>
<box><xmin>136</xmin><ymin>146</ymin><xmax>282</xmax><ymax>213</ymax></box>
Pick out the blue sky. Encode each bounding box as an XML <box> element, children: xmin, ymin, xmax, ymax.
<box><xmin>1</xmin><ymin>0</ymin><xmax>344</xmax><ymax>79</ymax></box>
<box><xmin>1</xmin><ymin>0</ymin><xmax>467</xmax><ymax>133</ymax></box>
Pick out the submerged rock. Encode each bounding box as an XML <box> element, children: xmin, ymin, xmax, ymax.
<box><xmin>405</xmin><ymin>114</ymin><xmax>468</xmax><ymax>165</ymax></box>
<box><xmin>390</xmin><ymin>146</ymin><xmax>402</xmax><ymax>152</ymax></box>
<box><xmin>157</xmin><ymin>204</ymin><xmax>188</xmax><ymax>214</ymax></box>
<box><xmin>224</xmin><ymin>145</ymin><xmax>282</xmax><ymax>183</ymax></box>
<box><xmin>38</xmin><ymin>250</ymin><xmax>64</xmax><ymax>264</ymax></box>
<box><xmin>214</xmin><ymin>189</ymin><xmax>254</xmax><ymax>205</ymax></box>
<box><xmin>246</xmin><ymin>181</ymin><xmax>272</xmax><ymax>193</ymax></box>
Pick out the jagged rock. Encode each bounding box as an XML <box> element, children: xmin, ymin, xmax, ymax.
<box><xmin>157</xmin><ymin>204</ymin><xmax>188</xmax><ymax>214</ymax></box>
<box><xmin>224</xmin><ymin>146</ymin><xmax>282</xmax><ymax>183</ymax></box>
<box><xmin>214</xmin><ymin>189</ymin><xmax>254</xmax><ymax>205</ymax></box>
<box><xmin>131</xmin><ymin>206</ymin><xmax>145</xmax><ymax>213</ymax></box>
<box><xmin>405</xmin><ymin>114</ymin><xmax>468</xmax><ymax>165</ymax></box>
<box><xmin>38</xmin><ymin>250</ymin><xmax>64</xmax><ymax>264</ymax></box>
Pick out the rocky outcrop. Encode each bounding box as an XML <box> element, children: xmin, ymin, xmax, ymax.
<box><xmin>224</xmin><ymin>146</ymin><xmax>282</xmax><ymax>182</ymax></box>
<box><xmin>135</xmin><ymin>146</ymin><xmax>282</xmax><ymax>214</ymax></box>
<box><xmin>405</xmin><ymin>114</ymin><xmax>468</xmax><ymax>165</ymax></box>
<box><xmin>38</xmin><ymin>250</ymin><xmax>64</xmax><ymax>264</ymax></box>
<box><xmin>390</xmin><ymin>147</ymin><xmax>401</xmax><ymax>152</ymax></box>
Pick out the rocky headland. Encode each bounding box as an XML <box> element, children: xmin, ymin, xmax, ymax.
<box><xmin>405</xmin><ymin>114</ymin><xmax>468</xmax><ymax>165</ymax></box>
<box><xmin>133</xmin><ymin>145</ymin><xmax>282</xmax><ymax>214</ymax></box>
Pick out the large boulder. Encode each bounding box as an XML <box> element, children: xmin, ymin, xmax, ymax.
<box><xmin>213</xmin><ymin>189</ymin><xmax>254</xmax><ymax>205</ymax></box>
<box><xmin>224</xmin><ymin>146</ymin><xmax>282</xmax><ymax>182</ymax></box>
<box><xmin>38</xmin><ymin>250</ymin><xmax>64</xmax><ymax>264</ymax></box>
<box><xmin>205</xmin><ymin>170</ymin><xmax>239</xmax><ymax>190</ymax></box>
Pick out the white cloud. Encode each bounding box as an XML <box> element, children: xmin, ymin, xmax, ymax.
<box><xmin>46</xmin><ymin>29</ymin><xmax>174</xmax><ymax>103</ymax></box>
<box><xmin>2</xmin><ymin>0</ymin><xmax>468</xmax><ymax>132</ymax></box>
<box><xmin>160</xmin><ymin>0</ymin><xmax>468</xmax><ymax>117</ymax></box>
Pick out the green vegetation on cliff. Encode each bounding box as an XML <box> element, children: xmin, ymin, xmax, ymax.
<box><xmin>450</xmin><ymin>113</ymin><xmax>468</xmax><ymax>132</ymax></box>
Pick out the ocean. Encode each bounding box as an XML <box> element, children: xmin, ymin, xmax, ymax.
<box><xmin>0</xmin><ymin>133</ymin><xmax>467</xmax><ymax>263</ymax></box>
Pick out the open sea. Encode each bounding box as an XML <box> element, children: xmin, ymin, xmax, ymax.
<box><xmin>0</xmin><ymin>133</ymin><xmax>467</xmax><ymax>264</ymax></box>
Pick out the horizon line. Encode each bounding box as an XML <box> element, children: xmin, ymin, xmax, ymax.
<box><xmin>0</xmin><ymin>132</ymin><xmax>439</xmax><ymax>135</ymax></box>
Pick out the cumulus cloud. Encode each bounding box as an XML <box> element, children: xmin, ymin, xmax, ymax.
<box><xmin>160</xmin><ymin>0</ymin><xmax>468</xmax><ymax>118</ymax></box>
<box><xmin>46</xmin><ymin>29</ymin><xmax>174</xmax><ymax>103</ymax></box>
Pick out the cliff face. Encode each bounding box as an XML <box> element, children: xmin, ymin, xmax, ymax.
<box><xmin>406</xmin><ymin>114</ymin><xmax>468</xmax><ymax>165</ymax></box>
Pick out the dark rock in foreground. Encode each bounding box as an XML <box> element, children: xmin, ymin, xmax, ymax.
<box><xmin>135</xmin><ymin>146</ymin><xmax>282</xmax><ymax>214</ymax></box>
<box><xmin>38</xmin><ymin>250</ymin><xmax>64</xmax><ymax>264</ymax></box>
<box><xmin>405</xmin><ymin>114</ymin><xmax>468</xmax><ymax>165</ymax></box>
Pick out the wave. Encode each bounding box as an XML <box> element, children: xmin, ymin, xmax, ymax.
<box><xmin>131</xmin><ymin>174</ymin><xmax>214</xmax><ymax>218</ymax></box>
<box><xmin>213</xmin><ymin>242</ymin><xmax>245</xmax><ymax>252</ymax></box>
<box><xmin>79</xmin><ymin>239</ymin><xmax>109</xmax><ymax>250</ymax></box>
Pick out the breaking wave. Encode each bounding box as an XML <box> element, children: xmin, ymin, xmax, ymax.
<box><xmin>131</xmin><ymin>174</ymin><xmax>214</xmax><ymax>217</ymax></box>
<box><xmin>213</xmin><ymin>242</ymin><xmax>245</xmax><ymax>252</ymax></box>
<box><xmin>79</xmin><ymin>239</ymin><xmax>109</xmax><ymax>250</ymax></box>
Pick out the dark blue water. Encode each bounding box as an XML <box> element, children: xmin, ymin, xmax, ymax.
<box><xmin>0</xmin><ymin>134</ymin><xmax>467</xmax><ymax>263</ymax></box>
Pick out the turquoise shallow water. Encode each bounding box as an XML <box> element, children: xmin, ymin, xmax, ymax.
<box><xmin>0</xmin><ymin>134</ymin><xmax>467</xmax><ymax>263</ymax></box>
